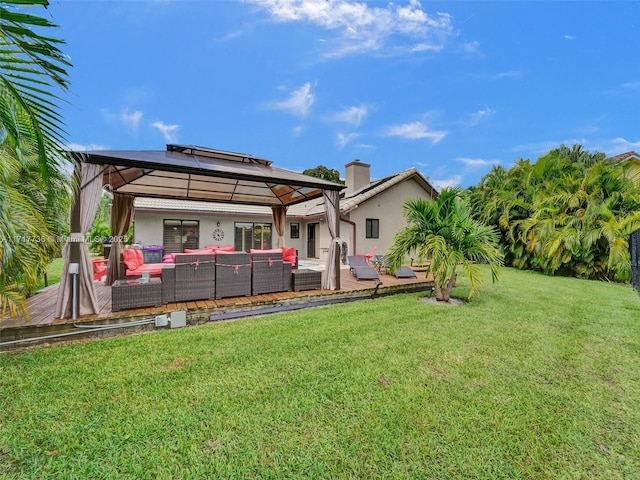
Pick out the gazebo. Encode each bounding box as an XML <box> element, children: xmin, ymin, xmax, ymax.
<box><xmin>55</xmin><ymin>144</ymin><xmax>345</xmax><ymax>319</ymax></box>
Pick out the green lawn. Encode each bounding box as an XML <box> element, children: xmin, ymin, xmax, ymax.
<box><xmin>34</xmin><ymin>258</ymin><xmax>65</xmax><ymax>292</ymax></box>
<box><xmin>2</xmin><ymin>267</ymin><xmax>640</xmax><ymax>479</ymax></box>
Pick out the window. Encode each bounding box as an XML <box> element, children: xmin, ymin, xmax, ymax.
<box><xmin>163</xmin><ymin>220</ymin><xmax>199</xmax><ymax>253</ymax></box>
<box><xmin>234</xmin><ymin>222</ymin><xmax>272</xmax><ymax>251</ymax></box>
<box><xmin>290</xmin><ymin>222</ymin><xmax>300</xmax><ymax>239</ymax></box>
<box><xmin>366</xmin><ymin>218</ymin><xmax>379</xmax><ymax>239</ymax></box>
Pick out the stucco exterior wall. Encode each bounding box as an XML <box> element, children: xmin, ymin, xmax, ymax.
<box><xmin>134</xmin><ymin>211</ymin><xmax>308</xmax><ymax>255</ymax></box>
<box><xmin>342</xmin><ymin>178</ymin><xmax>435</xmax><ymax>259</ymax></box>
<box><xmin>624</xmin><ymin>161</ymin><xmax>640</xmax><ymax>185</ymax></box>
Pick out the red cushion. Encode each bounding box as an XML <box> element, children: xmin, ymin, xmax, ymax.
<box><xmin>126</xmin><ymin>263</ymin><xmax>164</xmax><ymax>277</ymax></box>
<box><xmin>134</xmin><ymin>248</ymin><xmax>144</xmax><ymax>266</ymax></box>
<box><xmin>281</xmin><ymin>247</ymin><xmax>296</xmax><ymax>264</ymax></box>
<box><xmin>184</xmin><ymin>248</ymin><xmax>214</xmax><ymax>254</ymax></box>
<box><xmin>250</xmin><ymin>248</ymin><xmax>281</xmax><ymax>256</ymax></box>
<box><xmin>122</xmin><ymin>249</ymin><xmax>140</xmax><ymax>270</ymax></box>
<box><xmin>162</xmin><ymin>254</ymin><xmax>174</xmax><ymax>263</ymax></box>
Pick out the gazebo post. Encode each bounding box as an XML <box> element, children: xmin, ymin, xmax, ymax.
<box><xmin>55</xmin><ymin>160</ymin><xmax>103</xmax><ymax>319</ymax></box>
<box><xmin>333</xmin><ymin>195</ymin><xmax>340</xmax><ymax>290</ymax></box>
<box><xmin>322</xmin><ymin>189</ymin><xmax>341</xmax><ymax>290</ymax></box>
<box><xmin>68</xmin><ymin>165</ymin><xmax>82</xmax><ymax>316</ymax></box>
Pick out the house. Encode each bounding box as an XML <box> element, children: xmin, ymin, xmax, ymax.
<box><xmin>610</xmin><ymin>151</ymin><xmax>640</xmax><ymax>184</ymax></box>
<box><xmin>133</xmin><ymin>160</ymin><xmax>438</xmax><ymax>263</ymax></box>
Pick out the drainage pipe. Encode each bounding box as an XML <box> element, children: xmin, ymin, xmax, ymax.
<box><xmin>0</xmin><ymin>318</ymin><xmax>155</xmax><ymax>349</ymax></box>
<box><xmin>340</xmin><ymin>216</ymin><xmax>357</xmax><ymax>258</ymax></box>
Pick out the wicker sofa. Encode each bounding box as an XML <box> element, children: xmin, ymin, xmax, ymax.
<box><xmin>215</xmin><ymin>251</ymin><xmax>251</xmax><ymax>299</ymax></box>
<box><xmin>250</xmin><ymin>249</ymin><xmax>284</xmax><ymax>295</ymax></box>
<box><xmin>118</xmin><ymin>248</ymin><xmax>176</xmax><ymax>304</ymax></box>
<box><xmin>120</xmin><ymin>248</ymin><xmax>166</xmax><ymax>278</ymax></box>
<box><xmin>113</xmin><ymin>246</ymin><xmax>300</xmax><ymax>310</ymax></box>
<box><xmin>173</xmin><ymin>253</ymin><xmax>215</xmax><ymax>302</ymax></box>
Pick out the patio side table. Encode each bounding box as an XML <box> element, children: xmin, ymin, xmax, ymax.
<box><xmin>291</xmin><ymin>269</ymin><xmax>322</xmax><ymax>291</ymax></box>
<box><xmin>112</xmin><ymin>278</ymin><xmax>163</xmax><ymax>312</ymax></box>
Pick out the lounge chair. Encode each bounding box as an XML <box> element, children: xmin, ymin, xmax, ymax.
<box><xmin>348</xmin><ymin>255</ymin><xmax>368</xmax><ymax>273</ymax></box>
<box><xmin>356</xmin><ymin>246</ymin><xmax>377</xmax><ymax>264</ymax></box>
<box><xmin>347</xmin><ymin>256</ymin><xmax>380</xmax><ymax>281</ymax></box>
<box><xmin>372</xmin><ymin>254</ymin><xmax>390</xmax><ymax>274</ymax></box>
<box><xmin>394</xmin><ymin>266</ymin><xmax>417</xmax><ymax>279</ymax></box>
<box><xmin>92</xmin><ymin>258</ymin><xmax>108</xmax><ymax>281</ymax></box>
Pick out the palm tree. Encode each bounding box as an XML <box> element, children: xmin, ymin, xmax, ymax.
<box><xmin>470</xmin><ymin>145</ymin><xmax>640</xmax><ymax>282</ymax></box>
<box><xmin>386</xmin><ymin>188</ymin><xmax>504</xmax><ymax>302</ymax></box>
<box><xmin>0</xmin><ymin>0</ymin><xmax>72</xmax><ymax>318</ymax></box>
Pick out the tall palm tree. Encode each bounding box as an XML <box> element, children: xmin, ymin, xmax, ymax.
<box><xmin>0</xmin><ymin>0</ymin><xmax>72</xmax><ymax>318</ymax></box>
<box><xmin>468</xmin><ymin>144</ymin><xmax>640</xmax><ymax>282</ymax></box>
<box><xmin>386</xmin><ymin>188</ymin><xmax>504</xmax><ymax>302</ymax></box>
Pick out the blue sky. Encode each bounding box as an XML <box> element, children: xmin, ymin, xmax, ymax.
<box><xmin>47</xmin><ymin>0</ymin><xmax>639</xmax><ymax>189</ymax></box>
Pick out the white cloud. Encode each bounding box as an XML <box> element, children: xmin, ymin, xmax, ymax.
<box><xmin>384</xmin><ymin>121</ymin><xmax>446</xmax><ymax>144</ymax></box>
<box><xmin>332</xmin><ymin>105</ymin><xmax>369</xmax><ymax>126</ymax></box>
<box><xmin>607</xmin><ymin>81</ymin><xmax>640</xmax><ymax>95</ymax></box>
<box><xmin>458</xmin><ymin>157</ymin><xmax>500</xmax><ymax>168</ymax></box>
<box><xmin>151</xmin><ymin>121</ymin><xmax>179</xmax><ymax>142</ymax></box>
<box><xmin>432</xmin><ymin>175</ymin><xmax>461</xmax><ymax>191</ymax></box>
<box><xmin>120</xmin><ymin>108</ymin><xmax>143</xmax><ymax>130</ymax></box>
<box><xmin>101</xmin><ymin>107</ymin><xmax>143</xmax><ymax>131</ymax></box>
<box><xmin>337</xmin><ymin>132</ymin><xmax>359</xmax><ymax>147</ymax></box>
<box><xmin>66</xmin><ymin>143</ymin><xmax>108</xmax><ymax>151</ymax></box>
<box><xmin>467</xmin><ymin>107</ymin><xmax>494</xmax><ymax>126</ymax></box>
<box><xmin>611</xmin><ymin>137</ymin><xmax>640</xmax><ymax>151</ymax></box>
<box><xmin>461</xmin><ymin>40</ymin><xmax>480</xmax><ymax>54</ymax></box>
<box><xmin>492</xmin><ymin>70</ymin><xmax>523</xmax><ymax>80</ymax></box>
<box><xmin>411</xmin><ymin>42</ymin><xmax>443</xmax><ymax>53</ymax></box>
<box><xmin>250</xmin><ymin>0</ymin><xmax>453</xmax><ymax>58</ymax></box>
<box><xmin>273</xmin><ymin>83</ymin><xmax>315</xmax><ymax>117</ymax></box>
<box><xmin>620</xmin><ymin>81</ymin><xmax>640</xmax><ymax>91</ymax></box>
<box><xmin>564</xmin><ymin>34</ymin><xmax>576</xmax><ymax>40</ymax></box>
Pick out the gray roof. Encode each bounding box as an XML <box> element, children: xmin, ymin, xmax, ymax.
<box><xmin>296</xmin><ymin>167</ymin><xmax>438</xmax><ymax>217</ymax></box>
<box><xmin>76</xmin><ymin>144</ymin><xmax>344</xmax><ymax>207</ymax></box>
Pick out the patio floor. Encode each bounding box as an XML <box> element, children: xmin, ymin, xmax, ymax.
<box><xmin>1</xmin><ymin>266</ymin><xmax>434</xmax><ymax>347</ymax></box>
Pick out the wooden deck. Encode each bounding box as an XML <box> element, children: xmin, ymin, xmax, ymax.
<box><xmin>1</xmin><ymin>267</ymin><xmax>433</xmax><ymax>346</ymax></box>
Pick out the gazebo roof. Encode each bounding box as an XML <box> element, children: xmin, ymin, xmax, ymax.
<box><xmin>76</xmin><ymin>144</ymin><xmax>344</xmax><ymax>207</ymax></box>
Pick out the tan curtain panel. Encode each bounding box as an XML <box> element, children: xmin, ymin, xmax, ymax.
<box><xmin>55</xmin><ymin>162</ymin><xmax>104</xmax><ymax>319</ymax></box>
<box><xmin>322</xmin><ymin>190</ymin><xmax>341</xmax><ymax>290</ymax></box>
<box><xmin>106</xmin><ymin>193</ymin><xmax>135</xmax><ymax>285</ymax></box>
<box><xmin>272</xmin><ymin>205</ymin><xmax>287</xmax><ymax>248</ymax></box>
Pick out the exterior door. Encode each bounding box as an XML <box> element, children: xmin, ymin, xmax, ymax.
<box><xmin>307</xmin><ymin>223</ymin><xmax>318</xmax><ymax>258</ymax></box>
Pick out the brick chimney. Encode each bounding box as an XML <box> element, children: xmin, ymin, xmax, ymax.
<box><xmin>345</xmin><ymin>160</ymin><xmax>371</xmax><ymax>196</ymax></box>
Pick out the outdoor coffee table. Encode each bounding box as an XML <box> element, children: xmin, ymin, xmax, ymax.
<box><xmin>291</xmin><ymin>269</ymin><xmax>322</xmax><ymax>291</ymax></box>
<box><xmin>112</xmin><ymin>277</ymin><xmax>163</xmax><ymax>312</ymax></box>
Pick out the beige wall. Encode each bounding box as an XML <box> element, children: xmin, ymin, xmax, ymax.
<box><xmin>134</xmin><ymin>211</ymin><xmax>308</xmax><ymax>254</ymax></box>
<box><xmin>342</xmin><ymin>178</ymin><xmax>434</xmax><ymax>259</ymax></box>
<box><xmin>624</xmin><ymin>161</ymin><xmax>640</xmax><ymax>185</ymax></box>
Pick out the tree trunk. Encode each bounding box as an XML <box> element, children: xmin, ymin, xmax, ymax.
<box><xmin>434</xmin><ymin>279</ymin><xmax>455</xmax><ymax>302</ymax></box>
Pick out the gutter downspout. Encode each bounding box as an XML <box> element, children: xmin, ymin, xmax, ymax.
<box><xmin>340</xmin><ymin>216</ymin><xmax>356</xmax><ymax>255</ymax></box>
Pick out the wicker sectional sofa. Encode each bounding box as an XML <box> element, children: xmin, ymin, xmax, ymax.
<box><xmin>173</xmin><ymin>253</ymin><xmax>215</xmax><ymax>302</ymax></box>
<box><xmin>113</xmin><ymin>247</ymin><xmax>301</xmax><ymax>310</ymax></box>
<box><xmin>215</xmin><ymin>251</ymin><xmax>251</xmax><ymax>299</ymax></box>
